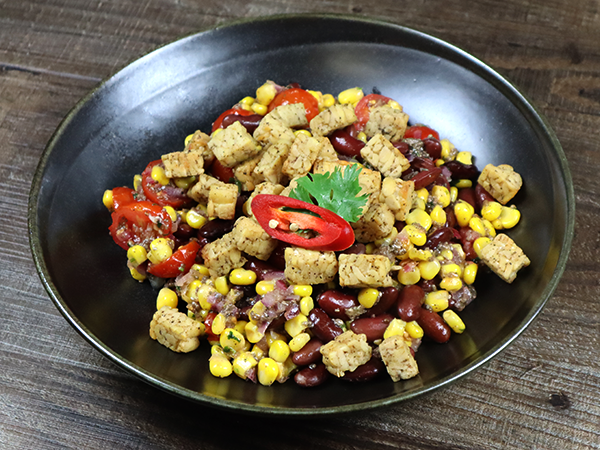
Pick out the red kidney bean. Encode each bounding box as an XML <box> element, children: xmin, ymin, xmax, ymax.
<box><xmin>392</xmin><ymin>140</ymin><xmax>410</xmax><ymax>154</ymax></box>
<box><xmin>445</xmin><ymin>206</ymin><xmax>457</xmax><ymax>229</ymax></box>
<box><xmin>291</xmin><ymin>338</ymin><xmax>323</xmax><ymax>366</ymax></box>
<box><xmin>342</xmin><ymin>357</ymin><xmax>385</xmax><ymax>382</ymax></box>
<box><xmin>444</xmin><ymin>160</ymin><xmax>479</xmax><ymax>179</ymax></box>
<box><xmin>412</xmin><ymin>167</ymin><xmax>442</xmax><ymax>190</ymax></box>
<box><xmin>396</xmin><ymin>285</ymin><xmax>425</xmax><ymax>321</ymax></box>
<box><xmin>294</xmin><ymin>363</ymin><xmax>329</xmax><ymax>387</ymax></box>
<box><xmin>343</xmin><ymin>242</ymin><xmax>366</xmax><ymax>255</ymax></box>
<box><xmin>221</xmin><ymin>114</ymin><xmax>263</xmax><ymax>133</ymax></box>
<box><xmin>422</xmin><ymin>137</ymin><xmax>442</xmax><ymax>159</ymax></box>
<box><xmin>434</xmin><ymin>168</ymin><xmax>451</xmax><ymax>190</ymax></box>
<box><xmin>349</xmin><ymin>314</ymin><xmax>394</xmax><ymax>342</ymax></box>
<box><xmin>457</xmin><ymin>186</ymin><xmax>476</xmax><ymax>208</ymax></box>
<box><xmin>411</xmin><ymin>157</ymin><xmax>437</xmax><ymax>171</ymax></box>
<box><xmin>368</xmin><ymin>286</ymin><xmax>399</xmax><ymax>316</ymax></box>
<box><xmin>174</xmin><ymin>222</ymin><xmax>195</xmax><ymax>241</ymax></box>
<box><xmin>197</xmin><ymin>218</ymin><xmax>235</xmax><ymax>241</ymax></box>
<box><xmin>309</xmin><ymin>308</ymin><xmax>343</xmax><ymax>343</ymax></box>
<box><xmin>266</xmin><ymin>241</ymin><xmax>288</xmax><ymax>270</ymax></box>
<box><xmin>317</xmin><ymin>290</ymin><xmax>359</xmax><ymax>321</ymax></box>
<box><xmin>417</xmin><ymin>279</ymin><xmax>437</xmax><ymax>293</ymax></box>
<box><xmin>459</xmin><ymin>226</ymin><xmax>479</xmax><ymax>260</ymax></box>
<box><xmin>417</xmin><ymin>308</ymin><xmax>451</xmax><ymax>343</ymax></box>
<box><xmin>244</xmin><ymin>257</ymin><xmax>278</xmax><ymax>281</ymax></box>
<box><xmin>329</xmin><ymin>129</ymin><xmax>365</xmax><ymax>159</ymax></box>
<box><xmin>475</xmin><ymin>183</ymin><xmax>495</xmax><ymax>210</ymax></box>
<box><xmin>425</xmin><ymin>226</ymin><xmax>461</xmax><ymax>249</ymax></box>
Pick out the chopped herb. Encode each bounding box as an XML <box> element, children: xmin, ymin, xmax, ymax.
<box><xmin>227</xmin><ymin>330</ymin><xmax>241</xmax><ymax>342</ymax></box>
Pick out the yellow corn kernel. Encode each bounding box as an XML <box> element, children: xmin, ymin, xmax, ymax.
<box><xmin>308</xmin><ymin>90</ymin><xmax>322</xmax><ymax>102</ymax></box>
<box><xmin>338</xmin><ymin>87</ymin><xmax>364</xmax><ymax>105</ymax></box>
<box><xmin>151</xmin><ymin>164</ymin><xmax>169</xmax><ymax>186</ymax></box>
<box><xmin>244</xmin><ymin>321</ymin><xmax>264</xmax><ymax>344</ymax></box>
<box><xmin>398</xmin><ymin>263</ymin><xmax>421</xmax><ymax>285</ymax></box>
<box><xmin>232</xmin><ymin>352</ymin><xmax>258</xmax><ymax>380</ymax></box>
<box><xmin>450</xmin><ymin>186</ymin><xmax>458</xmax><ymax>203</ymax></box>
<box><xmin>406</xmin><ymin>321</ymin><xmax>424</xmax><ymax>339</ymax></box>
<box><xmin>265</xmin><ymin>330</ymin><xmax>286</xmax><ymax>348</ymax></box>
<box><xmin>239</xmin><ymin>96</ymin><xmax>254</xmax><ymax>106</ymax></box>
<box><xmin>284</xmin><ymin>313</ymin><xmax>308</xmax><ymax>338</ymax></box>
<box><xmin>147</xmin><ymin>238</ymin><xmax>173</xmax><ymax>264</ymax></box>
<box><xmin>269</xmin><ymin>339</ymin><xmax>290</xmax><ymax>363</ymax></box>
<box><xmin>409</xmin><ymin>247</ymin><xmax>433</xmax><ymax>262</ymax></box>
<box><xmin>211</xmin><ymin>344</ymin><xmax>226</xmax><ymax>357</ymax></box>
<box><xmin>358</xmin><ymin>288</ymin><xmax>381</xmax><ymax>309</ymax></box>
<box><xmin>418</xmin><ymin>259</ymin><xmax>441</xmax><ymax>280</ymax></box>
<box><xmin>455</xmin><ymin>151</ymin><xmax>473</xmax><ymax>165</ymax></box>
<box><xmin>440</xmin><ymin>276</ymin><xmax>463</xmax><ymax>292</ymax></box>
<box><xmin>383</xmin><ymin>318</ymin><xmax>407</xmax><ymax>339</ymax></box>
<box><xmin>412</xmin><ymin>196</ymin><xmax>426</xmax><ymax>211</ymax></box>
<box><xmin>211</xmin><ymin>128</ymin><xmax>223</xmax><ymax>138</ymax></box>
<box><xmin>430</xmin><ymin>205</ymin><xmax>447</xmax><ymax>225</ymax></box>
<box><xmin>215</xmin><ymin>276</ymin><xmax>230</xmax><ymax>295</ymax></box>
<box><xmin>435</xmin><ymin>159</ymin><xmax>445</xmax><ymax>167</ymax></box>
<box><xmin>468</xmin><ymin>216</ymin><xmax>486</xmax><ymax>236</ymax></box>
<box><xmin>229</xmin><ymin>268</ymin><xmax>257</xmax><ymax>286</ymax></box>
<box><xmin>300</xmin><ymin>296</ymin><xmax>314</xmax><ymax>316</ymax></box>
<box><xmin>251</xmin><ymin>343</ymin><xmax>266</xmax><ymax>360</ymax></box>
<box><xmin>403</xmin><ymin>224</ymin><xmax>427</xmax><ymax>247</ymax></box>
<box><xmin>406</xmin><ymin>209</ymin><xmax>432</xmax><ymax>232</ymax></box>
<box><xmin>431</xmin><ymin>185</ymin><xmax>451</xmax><ymax>208</ymax></box>
<box><xmin>186</xmin><ymin>209</ymin><xmax>207</xmax><ymax>229</ymax></box>
<box><xmin>451</xmin><ymin>243</ymin><xmax>465</xmax><ymax>260</ymax></box>
<box><xmin>473</xmin><ymin>237</ymin><xmax>491</xmax><ymax>258</ymax></box>
<box><xmin>289</xmin><ymin>332</ymin><xmax>311</xmax><ymax>352</ymax></box>
<box><xmin>211</xmin><ymin>313</ymin><xmax>227</xmax><ymax>336</ymax></box>
<box><xmin>238</xmin><ymin>103</ymin><xmax>252</xmax><ymax>112</ymax></box>
<box><xmin>102</xmin><ymin>189</ymin><xmax>113</xmax><ymax>210</ymax></box>
<box><xmin>251</xmin><ymin>102</ymin><xmax>268</xmax><ymax>115</ymax></box>
<box><xmin>163</xmin><ymin>205</ymin><xmax>177</xmax><ymax>222</ymax></box>
<box><xmin>257</xmin><ymin>358</ymin><xmax>280</xmax><ymax>386</ymax></box>
<box><xmin>191</xmin><ymin>263</ymin><xmax>210</xmax><ymax>277</ymax></box>
<box><xmin>425</xmin><ymin>290</ymin><xmax>450</xmax><ymax>312</ymax></box>
<box><xmin>156</xmin><ymin>287</ymin><xmax>178</xmax><ymax>309</ymax></box>
<box><xmin>173</xmin><ymin>175</ymin><xmax>196</xmax><ymax>190</ymax></box>
<box><xmin>209</xmin><ymin>354</ymin><xmax>233</xmax><ymax>378</ymax></box>
<box><xmin>365</xmin><ymin>243</ymin><xmax>376</xmax><ymax>254</ymax></box>
<box><xmin>416</xmin><ymin>188</ymin><xmax>429</xmax><ymax>203</ymax></box>
<box><xmin>321</xmin><ymin>93</ymin><xmax>335</xmax><ymax>108</ymax></box>
<box><xmin>482</xmin><ymin>219</ymin><xmax>496</xmax><ymax>238</ymax></box>
<box><xmin>375</xmin><ymin>227</ymin><xmax>399</xmax><ymax>247</ymax></box>
<box><xmin>184</xmin><ymin>134</ymin><xmax>194</xmax><ymax>146</ymax></box>
<box><xmin>197</xmin><ymin>284</ymin><xmax>215</xmax><ymax>310</ymax></box>
<box><xmin>292</xmin><ymin>285</ymin><xmax>313</xmax><ymax>297</ymax></box>
<box><xmin>454</xmin><ymin>200</ymin><xmax>475</xmax><ymax>227</ymax></box>
<box><xmin>127</xmin><ymin>245</ymin><xmax>147</xmax><ymax>267</ymax></box>
<box><xmin>443</xmin><ymin>310</ymin><xmax>466</xmax><ymax>333</ymax></box>
<box><xmin>440</xmin><ymin>139</ymin><xmax>456</xmax><ymax>161</ymax></box>
<box><xmin>256</xmin><ymin>82</ymin><xmax>278</xmax><ymax>106</ymax></box>
<box><xmin>440</xmin><ymin>263</ymin><xmax>462</xmax><ymax>278</ymax></box>
<box><xmin>129</xmin><ymin>266</ymin><xmax>146</xmax><ymax>282</ymax></box>
<box><xmin>255</xmin><ymin>280</ymin><xmax>275</xmax><ymax>295</ymax></box>
<box><xmin>182</xmin><ymin>279</ymin><xmax>201</xmax><ymax>303</ymax></box>
<box><xmin>455</xmin><ymin>179</ymin><xmax>473</xmax><ymax>189</ymax></box>
<box><xmin>220</xmin><ymin>328</ymin><xmax>246</xmax><ymax>352</ymax></box>
<box><xmin>388</xmin><ymin>100</ymin><xmax>401</xmax><ymax>110</ymax></box>
<box><xmin>133</xmin><ymin>174</ymin><xmax>143</xmax><ymax>191</ymax></box>
<box><xmin>498</xmin><ymin>206</ymin><xmax>521</xmax><ymax>229</ymax></box>
<box><xmin>481</xmin><ymin>201</ymin><xmax>502</xmax><ymax>222</ymax></box>
<box><xmin>463</xmin><ymin>262</ymin><xmax>478</xmax><ymax>285</ymax></box>
<box><xmin>234</xmin><ymin>320</ymin><xmax>248</xmax><ymax>336</ymax></box>
<box><xmin>356</xmin><ymin>132</ymin><xmax>367</xmax><ymax>143</ymax></box>
<box><xmin>249</xmin><ymin>301</ymin><xmax>266</xmax><ymax>323</ymax></box>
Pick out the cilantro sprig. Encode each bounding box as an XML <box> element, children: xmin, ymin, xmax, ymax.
<box><xmin>289</xmin><ymin>165</ymin><xmax>368</xmax><ymax>223</ymax></box>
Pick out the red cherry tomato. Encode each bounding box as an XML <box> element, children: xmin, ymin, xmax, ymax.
<box><xmin>209</xmin><ymin>158</ymin><xmax>235</xmax><ymax>183</ymax></box>
<box><xmin>108</xmin><ymin>201</ymin><xmax>172</xmax><ymax>250</ymax></box>
<box><xmin>147</xmin><ymin>241</ymin><xmax>201</xmax><ymax>278</ymax></box>
<box><xmin>141</xmin><ymin>160</ymin><xmax>192</xmax><ymax>209</ymax></box>
<box><xmin>354</xmin><ymin>94</ymin><xmax>394</xmax><ymax>129</ymax></box>
<box><xmin>268</xmin><ymin>88</ymin><xmax>319</xmax><ymax>122</ymax></box>
<box><xmin>251</xmin><ymin>195</ymin><xmax>355</xmax><ymax>252</ymax></box>
<box><xmin>211</xmin><ymin>108</ymin><xmax>253</xmax><ymax>133</ymax></box>
<box><xmin>203</xmin><ymin>312</ymin><xmax>220</xmax><ymax>343</ymax></box>
<box><xmin>111</xmin><ymin>187</ymin><xmax>137</xmax><ymax>210</ymax></box>
<box><xmin>404</xmin><ymin>125</ymin><xmax>440</xmax><ymax>141</ymax></box>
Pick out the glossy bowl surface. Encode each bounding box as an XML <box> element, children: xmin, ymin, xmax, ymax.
<box><xmin>29</xmin><ymin>14</ymin><xmax>574</xmax><ymax>415</ymax></box>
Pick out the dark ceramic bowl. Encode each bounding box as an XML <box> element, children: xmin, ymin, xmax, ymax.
<box><xmin>29</xmin><ymin>14</ymin><xmax>574</xmax><ymax>415</ymax></box>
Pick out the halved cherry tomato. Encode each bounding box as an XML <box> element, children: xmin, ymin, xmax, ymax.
<box><xmin>404</xmin><ymin>125</ymin><xmax>440</xmax><ymax>141</ymax></box>
<box><xmin>141</xmin><ymin>160</ymin><xmax>192</xmax><ymax>209</ymax></box>
<box><xmin>203</xmin><ymin>312</ymin><xmax>220</xmax><ymax>343</ymax></box>
<box><xmin>354</xmin><ymin>93</ymin><xmax>394</xmax><ymax>129</ymax></box>
<box><xmin>209</xmin><ymin>158</ymin><xmax>234</xmax><ymax>183</ymax></box>
<box><xmin>268</xmin><ymin>88</ymin><xmax>319</xmax><ymax>122</ymax></box>
<box><xmin>147</xmin><ymin>240</ymin><xmax>201</xmax><ymax>278</ymax></box>
<box><xmin>211</xmin><ymin>108</ymin><xmax>253</xmax><ymax>133</ymax></box>
<box><xmin>109</xmin><ymin>201</ymin><xmax>172</xmax><ymax>250</ymax></box>
<box><xmin>251</xmin><ymin>195</ymin><xmax>355</xmax><ymax>251</ymax></box>
<box><xmin>112</xmin><ymin>187</ymin><xmax>137</xmax><ymax>210</ymax></box>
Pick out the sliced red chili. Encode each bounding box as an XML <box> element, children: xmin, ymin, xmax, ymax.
<box><xmin>251</xmin><ymin>195</ymin><xmax>355</xmax><ymax>252</ymax></box>
<box><xmin>147</xmin><ymin>240</ymin><xmax>201</xmax><ymax>278</ymax></box>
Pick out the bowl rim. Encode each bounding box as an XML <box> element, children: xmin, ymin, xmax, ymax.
<box><xmin>28</xmin><ymin>13</ymin><xmax>575</xmax><ymax>416</ymax></box>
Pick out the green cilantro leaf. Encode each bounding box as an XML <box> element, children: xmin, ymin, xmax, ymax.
<box><xmin>289</xmin><ymin>165</ymin><xmax>369</xmax><ymax>223</ymax></box>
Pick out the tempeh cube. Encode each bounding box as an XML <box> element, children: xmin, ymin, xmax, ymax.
<box><xmin>268</xmin><ymin>103</ymin><xmax>308</xmax><ymax>128</ymax></box>
<box><xmin>351</xmin><ymin>201</ymin><xmax>395</xmax><ymax>243</ymax></box>
<box><xmin>245</xmin><ymin>181</ymin><xmax>285</xmax><ymax>217</ymax></box>
<box><xmin>233</xmin><ymin>150</ymin><xmax>265</xmax><ymax>191</ymax></box>
<box><xmin>201</xmin><ymin>234</ymin><xmax>247</xmax><ymax>278</ymax></box>
<box><xmin>477</xmin><ymin>164</ymin><xmax>523</xmax><ymax>205</ymax></box>
<box><xmin>480</xmin><ymin>233</ymin><xmax>530</xmax><ymax>283</ymax></box>
<box><xmin>284</xmin><ymin>247</ymin><xmax>338</xmax><ymax>285</ymax></box>
<box><xmin>309</xmin><ymin>104</ymin><xmax>357</xmax><ymax>136</ymax></box>
<box><xmin>149</xmin><ymin>306</ymin><xmax>203</xmax><ymax>353</ymax></box>
<box><xmin>184</xmin><ymin>130</ymin><xmax>214</xmax><ymax>165</ymax></box>
<box><xmin>282</xmin><ymin>133</ymin><xmax>322</xmax><ymax>179</ymax></box>
<box><xmin>253</xmin><ymin>113</ymin><xmax>296</xmax><ymax>147</ymax></box>
<box><xmin>207</xmin><ymin>183</ymin><xmax>238</xmax><ymax>220</ymax></box>
<box><xmin>253</xmin><ymin>141</ymin><xmax>291</xmax><ymax>184</ymax></box>
<box><xmin>320</xmin><ymin>331</ymin><xmax>372</xmax><ymax>377</ymax></box>
<box><xmin>161</xmin><ymin>150</ymin><xmax>204</xmax><ymax>178</ymax></box>
<box><xmin>360</xmin><ymin>133</ymin><xmax>410</xmax><ymax>178</ymax></box>
<box><xmin>188</xmin><ymin>174</ymin><xmax>228</xmax><ymax>203</ymax></box>
<box><xmin>230</xmin><ymin>216</ymin><xmax>277</xmax><ymax>261</ymax></box>
<box><xmin>363</xmin><ymin>105</ymin><xmax>409</xmax><ymax>142</ymax></box>
<box><xmin>379</xmin><ymin>334</ymin><xmax>419</xmax><ymax>381</ymax></box>
<box><xmin>338</xmin><ymin>254</ymin><xmax>394</xmax><ymax>288</ymax></box>
<box><xmin>208</xmin><ymin>121</ymin><xmax>261</xmax><ymax>167</ymax></box>
<box><xmin>379</xmin><ymin>177</ymin><xmax>414</xmax><ymax>221</ymax></box>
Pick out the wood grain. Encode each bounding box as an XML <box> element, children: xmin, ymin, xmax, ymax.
<box><xmin>1</xmin><ymin>0</ymin><xmax>599</xmax><ymax>449</ymax></box>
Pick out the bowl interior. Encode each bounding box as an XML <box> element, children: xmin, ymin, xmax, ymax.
<box><xmin>30</xmin><ymin>15</ymin><xmax>574</xmax><ymax>415</ymax></box>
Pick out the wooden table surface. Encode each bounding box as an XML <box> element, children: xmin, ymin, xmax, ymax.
<box><xmin>1</xmin><ymin>1</ymin><xmax>597</xmax><ymax>448</ymax></box>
